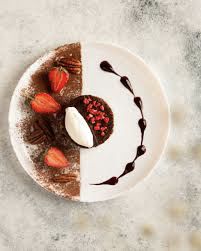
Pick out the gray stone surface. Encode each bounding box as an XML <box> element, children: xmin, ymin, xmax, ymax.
<box><xmin>0</xmin><ymin>0</ymin><xmax>201</xmax><ymax>250</ymax></box>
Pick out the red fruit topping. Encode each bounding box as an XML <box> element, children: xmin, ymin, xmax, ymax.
<box><xmin>94</xmin><ymin>102</ymin><xmax>100</xmax><ymax>108</ymax></box>
<box><xmin>44</xmin><ymin>147</ymin><xmax>69</xmax><ymax>168</ymax></box>
<box><xmin>90</xmin><ymin>109</ymin><xmax>98</xmax><ymax>115</ymax></box>
<box><xmin>100</xmin><ymin>113</ymin><xmax>105</xmax><ymax>119</ymax></box>
<box><xmin>95</xmin><ymin>115</ymin><xmax>101</xmax><ymax>121</ymax></box>
<box><xmin>101</xmin><ymin>127</ymin><xmax>107</xmax><ymax>131</ymax></box>
<box><xmin>88</xmin><ymin>97</ymin><xmax>92</xmax><ymax>102</ymax></box>
<box><xmin>86</xmin><ymin>115</ymin><xmax>91</xmax><ymax>120</ymax></box>
<box><xmin>104</xmin><ymin>117</ymin><xmax>109</xmax><ymax>123</ymax></box>
<box><xmin>87</xmin><ymin>104</ymin><xmax>93</xmax><ymax>111</ymax></box>
<box><xmin>90</xmin><ymin>117</ymin><xmax>96</xmax><ymax>124</ymax></box>
<box><xmin>96</xmin><ymin>123</ymin><xmax>101</xmax><ymax>126</ymax></box>
<box><xmin>101</xmin><ymin>132</ymin><xmax>105</xmax><ymax>137</ymax></box>
<box><xmin>83</xmin><ymin>98</ymin><xmax>89</xmax><ymax>104</ymax></box>
<box><xmin>93</xmin><ymin>101</ymin><xmax>97</xmax><ymax>106</ymax></box>
<box><xmin>48</xmin><ymin>67</ymin><xmax>69</xmax><ymax>93</ymax></box>
<box><xmin>100</xmin><ymin>105</ymin><xmax>105</xmax><ymax>111</ymax></box>
<box><xmin>30</xmin><ymin>93</ymin><xmax>61</xmax><ymax>114</ymax></box>
<box><xmin>94</xmin><ymin>125</ymin><xmax>101</xmax><ymax>131</ymax></box>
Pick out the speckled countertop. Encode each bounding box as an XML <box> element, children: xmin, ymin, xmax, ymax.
<box><xmin>0</xmin><ymin>1</ymin><xmax>201</xmax><ymax>250</ymax></box>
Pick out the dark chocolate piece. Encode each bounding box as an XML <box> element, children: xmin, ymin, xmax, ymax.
<box><xmin>71</xmin><ymin>95</ymin><xmax>114</xmax><ymax>147</ymax></box>
<box><xmin>93</xmin><ymin>61</ymin><xmax>147</xmax><ymax>185</ymax></box>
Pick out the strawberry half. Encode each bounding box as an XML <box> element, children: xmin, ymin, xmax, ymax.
<box><xmin>48</xmin><ymin>67</ymin><xmax>69</xmax><ymax>93</ymax></box>
<box><xmin>44</xmin><ymin>147</ymin><xmax>69</xmax><ymax>168</ymax></box>
<box><xmin>30</xmin><ymin>93</ymin><xmax>61</xmax><ymax>113</ymax></box>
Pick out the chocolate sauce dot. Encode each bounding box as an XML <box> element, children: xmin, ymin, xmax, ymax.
<box><xmin>93</xmin><ymin>176</ymin><xmax>119</xmax><ymax>185</ymax></box>
<box><xmin>125</xmin><ymin>162</ymin><xmax>135</xmax><ymax>172</ymax></box>
<box><xmin>119</xmin><ymin>162</ymin><xmax>135</xmax><ymax>178</ymax></box>
<box><xmin>96</xmin><ymin>61</ymin><xmax>147</xmax><ymax>186</ymax></box>
<box><xmin>100</xmin><ymin>61</ymin><xmax>115</xmax><ymax>73</ymax></box>
<box><xmin>108</xmin><ymin>176</ymin><xmax>119</xmax><ymax>185</ymax></box>
<box><xmin>134</xmin><ymin>97</ymin><xmax>143</xmax><ymax>109</ymax></box>
<box><xmin>138</xmin><ymin>118</ymin><xmax>147</xmax><ymax>131</ymax></box>
<box><xmin>137</xmin><ymin>145</ymin><xmax>146</xmax><ymax>157</ymax></box>
<box><xmin>120</xmin><ymin>76</ymin><xmax>134</xmax><ymax>94</ymax></box>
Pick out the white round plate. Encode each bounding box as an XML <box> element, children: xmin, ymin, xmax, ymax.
<box><xmin>9</xmin><ymin>42</ymin><xmax>170</xmax><ymax>202</ymax></box>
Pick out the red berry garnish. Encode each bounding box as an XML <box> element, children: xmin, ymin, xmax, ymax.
<box><xmin>83</xmin><ymin>98</ymin><xmax>89</xmax><ymax>104</ymax></box>
<box><xmin>94</xmin><ymin>125</ymin><xmax>101</xmax><ymax>131</ymax></box>
<box><xmin>48</xmin><ymin>67</ymin><xmax>69</xmax><ymax>93</ymax></box>
<box><xmin>90</xmin><ymin>117</ymin><xmax>96</xmax><ymax>124</ymax></box>
<box><xmin>87</xmin><ymin>104</ymin><xmax>93</xmax><ymax>111</ymax></box>
<box><xmin>44</xmin><ymin>147</ymin><xmax>69</xmax><ymax>168</ymax></box>
<box><xmin>100</xmin><ymin>113</ymin><xmax>105</xmax><ymax>120</ymax></box>
<box><xmin>30</xmin><ymin>93</ymin><xmax>61</xmax><ymax>114</ymax></box>
<box><xmin>90</xmin><ymin>109</ymin><xmax>98</xmax><ymax>115</ymax></box>
<box><xmin>95</xmin><ymin>115</ymin><xmax>101</xmax><ymax>121</ymax></box>
<box><xmin>100</xmin><ymin>105</ymin><xmax>105</xmax><ymax>111</ymax></box>
<box><xmin>101</xmin><ymin>127</ymin><xmax>107</xmax><ymax>131</ymax></box>
<box><xmin>101</xmin><ymin>132</ymin><xmax>105</xmax><ymax>136</ymax></box>
<box><xmin>104</xmin><ymin>117</ymin><xmax>109</xmax><ymax>123</ymax></box>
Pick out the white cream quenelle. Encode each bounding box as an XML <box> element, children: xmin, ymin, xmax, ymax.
<box><xmin>65</xmin><ymin>107</ymin><xmax>94</xmax><ymax>148</ymax></box>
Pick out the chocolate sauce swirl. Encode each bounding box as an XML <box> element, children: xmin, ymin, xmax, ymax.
<box><xmin>93</xmin><ymin>61</ymin><xmax>147</xmax><ymax>185</ymax></box>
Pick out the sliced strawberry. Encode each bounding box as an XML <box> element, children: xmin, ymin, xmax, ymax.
<box><xmin>30</xmin><ymin>93</ymin><xmax>61</xmax><ymax>113</ymax></box>
<box><xmin>44</xmin><ymin>147</ymin><xmax>69</xmax><ymax>168</ymax></box>
<box><xmin>48</xmin><ymin>67</ymin><xmax>69</xmax><ymax>93</ymax></box>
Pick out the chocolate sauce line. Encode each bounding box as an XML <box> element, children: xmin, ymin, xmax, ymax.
<box><xmin>92</xmin><ymin>61</ymin><xmax>147</xmax><ymax>186</ymax></box>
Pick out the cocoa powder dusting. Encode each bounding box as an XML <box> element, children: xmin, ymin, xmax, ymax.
<box><xmin>20</xmin><ymin>43</ymin><xmax>82</xmax><ymax>199</ymax></box>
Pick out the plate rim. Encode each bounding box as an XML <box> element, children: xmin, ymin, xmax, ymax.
<box><xmin>8</xmin><ymin>42</ymin><xmax>171</xmax><ymax>202</ymax></box>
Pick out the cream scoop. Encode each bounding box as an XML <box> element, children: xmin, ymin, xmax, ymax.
<box><xmin>65</xmin><ymin>107</ymin><xmax>93</xmax><ymax>148</ymax></box>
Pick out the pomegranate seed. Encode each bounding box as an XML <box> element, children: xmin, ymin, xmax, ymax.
<box><xmin>100</xmin><ymin>105</ymin><xmax>105</xmax><ymax>111</ymax></box>
<box><xmin>101</xmin><ymin>132</ymin><xmax>105</xmax><ymax>136</ymax></box>
<box><xmin>83</xmin><ymin>98</ymin><xmax>89</xmax><ymax>104</ymax></box>
<box><xmin>104</xmin><ymin>117</ymin><xmax>109</xmax><ymax>123</ymax></box>
<box><xmin>88</xmin><ymin>97</ymin><xmax>92</xmax><ymax>101</ymax></box>
<box><xmin>101</xmin><ymin>127</ymin><xmax>107</xmax><ymax>131</ymax></box>
<box><xmin>96</xmin><ymin>123</ymin><xmax>101</xmax><ymax>126</ymax></box>
<box><xmin>93</xmin><ymin>101</ymin><xmax>97</xmax><ymax>106</ymax></box>
<box><xmin>88</xmin><ymin>113</ymin><xmax>93</xmax><ymax>118</ymax></box>
<box><xmin>96</xmin><ymin>102</ymin><xmax>101</xmax><ymax>107</ymax></box>
<box><xmin>91</xmin><ymin>117</ymin><xmax>95</xmax><ymax>124</ymax></box>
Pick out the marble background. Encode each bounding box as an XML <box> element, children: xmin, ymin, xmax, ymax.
<box><xmin>0</xmin><ymin>0</ymin><xmax>201</xmax><ymax>250</ymax></box>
